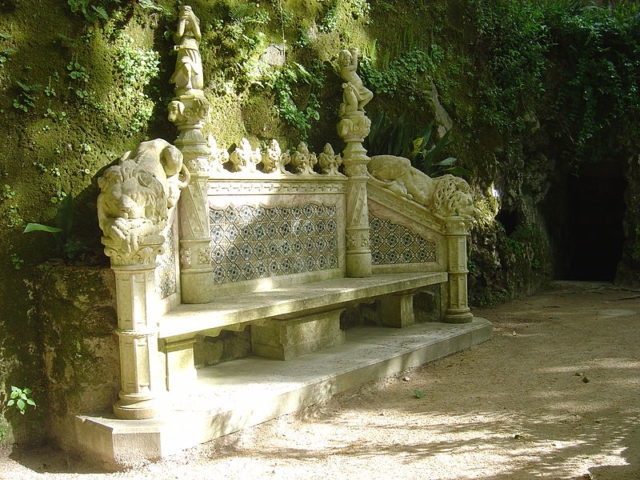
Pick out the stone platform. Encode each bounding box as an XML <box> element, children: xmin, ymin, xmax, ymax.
<box><xmin>74</xmin><ymin>318</ymin><xmax>491</xmax><ymax>469</ymax></box>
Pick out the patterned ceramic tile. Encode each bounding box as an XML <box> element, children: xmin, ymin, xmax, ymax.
<box><xmin>370</xmin><ymin>215</ymin><xmax>437</xmax><ymax>265</ymax></box>
<box><xmin>156</xmin><ymin>223</ymin><xmax>178</xmax><ymax>299</ymax></box>
<box><xmin>209</xmin><ymin>203</ymin><xmax>339</xmax><ymax>284</ymax></box>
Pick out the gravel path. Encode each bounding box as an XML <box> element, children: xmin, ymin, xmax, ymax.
<box><xmin>1</xmin><ymin>281</ymin><xmax>639</xmax><ymax>480</ymax></box>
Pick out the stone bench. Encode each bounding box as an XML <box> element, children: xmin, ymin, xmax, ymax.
<box><xmin>95</xmin><ymin>5</ymin><xmax>475</xmax><ymax>421</ymax></box>
<box><xmin>159</xmin><ymin>271</ymin><xmax>447</xmax><ymax>388</ymax></box>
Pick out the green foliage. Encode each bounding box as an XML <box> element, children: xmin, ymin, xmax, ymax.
<box><xmin>469</xmin><ymin>0</ymin><xmax>549</xmax><ymax>134</ymax></box>
<box><xmin>413</xmin><ymin>389</ymin><xmax>426</xmax><ymax>399</ymax></box>
<box><xmin>114</xmin><ymin>36</ymin><xmax>160</xmax><ymax>90</ymax></box>
<box><xmin>544</xmin><ymin>3</ymin><xmax>640</xmax><ymax>164</ymax></box>
<box><xmin>24</xmin><ymin>195</ymin><xmax>83</xmax><ymax>260</ymax></box>
<box><xmin>0</xmin><ymin>46</ymin><xmax>16</xmax><ymax>68</ymax></box>
<box><xmin>469</xmin><ymin>1</ymin><xmax>640</xmax><ymax>166</ymax></box>
<box><xmin>44</xmin><ymin>108</ymin><xmax>68</xmax><ymax>122</ymax></box>
<box><xmin>6</xmin><ymin>386</ymin><xmax>36</xmax><ymax>415</ymax></box>
<box><xmin>366</xmin><ymin>113</ymin><xmax>466</xmax><ymax>177</ymax></box>
<box><xmin>67</xmin><ymin>0</ymin><xmax>111</xmax><ymax>23</ymax></box>
<box><xmin>66</xmin><ymin>58</ymin><xmax>91</xmax><ymax>101</ymax></box>
<box><xmin>318</xmin><ymin>1</ymin><xmax>339</xmax><ymax>32</ymax></box>
<box><xmin>349</xmin><ymin>0</ymin><xmax>370</xmax><ymax>19</ymax></box>
<box><xmin>109</xmin><ymin>35</ymin><xmax>160</xmax><ymax>134</ymax></box>
<box><xmin>10</xmin><ymin>252</ymin><xmax>23</xmax><ymax>270</ymax></box>
<box><xmin>1</xmin><ymin>184</ymin><xmax>16</xmax><ymax>201</ymax></box>
<box><xmin>361</xmin><ymin>45</ymin><xmax>442</xmax><ymax>101</ymax></box>
<box><xmin>12</xmin><ymin>81</ymin><xmax>38</xmax><ymax>113</ymax></box>
<box><xmin>257</xmin><ymin>61</ymin><xmax>326</xmax><ymax>138</ymax></box>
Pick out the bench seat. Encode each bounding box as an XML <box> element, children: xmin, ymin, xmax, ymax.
<box><xmin>159</xmin><ymin>271</ymin><xmax>447</xmax><ymax>340</ymax></box>
<box><xmin>157</xmin><ymin>272</ymin><xmax>448</xmax><ymax>389</ymax></box>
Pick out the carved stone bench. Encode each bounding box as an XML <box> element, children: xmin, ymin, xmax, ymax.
<box><xmin>159</xmin><ymin>271</ymin><xmax>447</xmax><ymax>388</ymax></box>
<box><xmin>95</xmin><ymin>5</ymin><xmax>476</xmax><ymax>421</ymax></box>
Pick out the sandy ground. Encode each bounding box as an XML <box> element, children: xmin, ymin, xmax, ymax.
<box><xmin>1</xmin><ymin>281</ymin><xmax>639</xmax><ymax>480</ymax></box>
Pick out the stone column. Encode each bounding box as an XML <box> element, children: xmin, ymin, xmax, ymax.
<box><xmin>341</xmin><ymin>112</ymin><xmax>373</xmax><ymax>277</ymax></box>
<box><xmin>444</xmin><ymin>216</ymin><xmax>473</xmax><ymax>323</ymax></box>
<box><xmin>336</xmin><ymin>48</ymin><xmax>374</xmax><ymax>278</ymax></box>
<box><xmin>168</xmin><ymin>5</ymin><xmax>214</xmax><ymax>304</ymax></box>
<box><xmin>112</xmin><ymin>250</ymin><xmax>164</xmax><ymax>419</ymax></box>
<box><xmin>174</xmin><ymin>115</ymin><xmax>214</xmax><ymax>304</ymax></box>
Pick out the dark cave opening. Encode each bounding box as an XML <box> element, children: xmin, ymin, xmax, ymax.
<box><xmin>544</xmin><ymin>160</ymin><xmax>627</xmax><ymax>281</ymax></box>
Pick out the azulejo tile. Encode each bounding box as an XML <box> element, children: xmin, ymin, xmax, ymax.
<box><xmin>369</xmin><ymin>214</ymin><xmax>437</xmax><ymax>265</ymax></box>
<box><xmin>209</xmin><ymin>203</ymin><xmax>339</xmax><ymax>284</ymax></box>
<box><xmin>156</xmin><ymin>224</ymin><xmax>178</xmax><ymax>299</ymax></box>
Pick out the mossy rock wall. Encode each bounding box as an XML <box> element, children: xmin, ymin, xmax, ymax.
<box><xmin>1</xmin><ymin>0</ymin><xmax>637</xmax><ymax>445</ymax></box>
<box><xmin>36</xmin><ymin>266</ymin><xmax>118</xmax><ymax>449</ymax></box>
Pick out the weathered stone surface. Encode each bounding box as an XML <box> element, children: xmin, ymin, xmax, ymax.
<box><xmin>35</xmin><ymin>266</ymin><xmax>119</xmax><ymax>449</ymax></box>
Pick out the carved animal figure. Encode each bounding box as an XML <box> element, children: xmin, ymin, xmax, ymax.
<box><xmin>97</xmin><ymin>139</ymin><xmax>190</xmax><ymax>263</ymax></box>
<box><xmin>368</xmin><ymin>155</ymin><xmax>475</xmax><ymax>219</ymax></box>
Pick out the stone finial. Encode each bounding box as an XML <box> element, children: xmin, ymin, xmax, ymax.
<box><xmin>170</xmin><ymin>5</ymin><xmax>203</xmax><ymax>95</ymax></box>
<box><xmin>97</xmin><ymin>139</ymin><xmax>190</xmax><ymax>266</ymax></box>
<box><xmin>318</xmin><ymin>143</ymin><xmax>343</xmax><ymax>175</ymax></box>
<box><xmin>261</xmin><ymin>139</ymin><xmax>287</xmax><ymax>174</ymax></box>
<box><xmin>229</xmin><ymin>138</ymin><xmax>261</xmax><ymax>174</ymax></box>
<box><xmin>336</xmin><ymin>47</ymin><xmax>372</xmax><ymax>168</ymax></box>
<box><xmin>208</xmin><ymin>135</ymin><xmax>229</xmax><ymax>174</ymax></box>
<box><xmin>289</xmin><ymin>142</ymin><xmax>318</xmax><ymax>175</ymax></box>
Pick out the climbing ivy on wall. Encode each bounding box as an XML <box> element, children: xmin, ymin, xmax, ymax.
<box><xmin>468</xmin><ymin>0</ymin><xmax>640</xmax><ymax>166</ymax></box>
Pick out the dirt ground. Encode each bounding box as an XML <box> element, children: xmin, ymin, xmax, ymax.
<box><xmin>1</xmin><ymin>281</ymin><xmax>639</xmax><ymax>480</ymax></box>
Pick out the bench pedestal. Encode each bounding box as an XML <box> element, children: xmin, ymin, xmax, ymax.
<box><xmin>377</xmin><ymin>293</ymin><xmax>416</xmax><ymax>328</ymax></box>
<box><xmin>161</xmin><ymin>338</ymin><xmax>198</xmax><ymax>391</ymax></box>
<box><xmin>251</xmin><ymin>310</ymin><xmax>346</xmax><ymax>360</ymax></box>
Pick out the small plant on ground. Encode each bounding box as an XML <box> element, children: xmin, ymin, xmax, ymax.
<box><xmin>10</xmin><ymin>252</ymin><xmax>23</xmax><ymax>270</ymax></box>
<box><xmin>67</xmin><ymin>0</ymin><xmax>109</xmax><ymax>23</ymax></box>
<box><xmin>12</xmin><ymin>81</ymin><xmax>37</xmax><ymax>112</ymax></box>
<box><xmin>6</xmin><ymin>386</ymin><xmax>36</xmax><ymax>415</ymax></box>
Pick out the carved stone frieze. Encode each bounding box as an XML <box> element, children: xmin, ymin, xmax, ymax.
<box><xmin>207</xmin><ymin>180</ymin><xmax>346</xmax><ymax>196</ymax></box>
<box><xmin>337</xmin><ymin>112</ymin><xmax>372</xmax><ymax>144</ymax></box>
<box><xmin>345</xmin><ymin>229</ymin><xmax>370</xmax><ymax>251</ymax></box>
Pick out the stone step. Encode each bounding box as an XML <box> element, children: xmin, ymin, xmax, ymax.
<box><xmin>74</xmin><ymin>318</ymin><xmax>492</xmax><ymax>469</ymax></box>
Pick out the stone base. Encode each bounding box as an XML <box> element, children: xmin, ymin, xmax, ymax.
<box><xmin>251</xmin><ymin>310</ymin><xmax>346</xmax><ymax>360</ymax></box>
<box><xmin>73</xmin><ymin>318</ymin><xmax>492</xmax><ymax>469</ymax></box>
<box><xmin>377</xmin><ymin>293</ymin><xmax>415</xmax><ymax>328</ymax></box>
<box><xmin>444</xmin><ymin>308</ymin><xmax>474</xmax><ymax>324</ymax></box>
<box><xmin>345</xmin><ymin>251</ymin><xmax>372</xmax><ymax>277</ymax></box>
